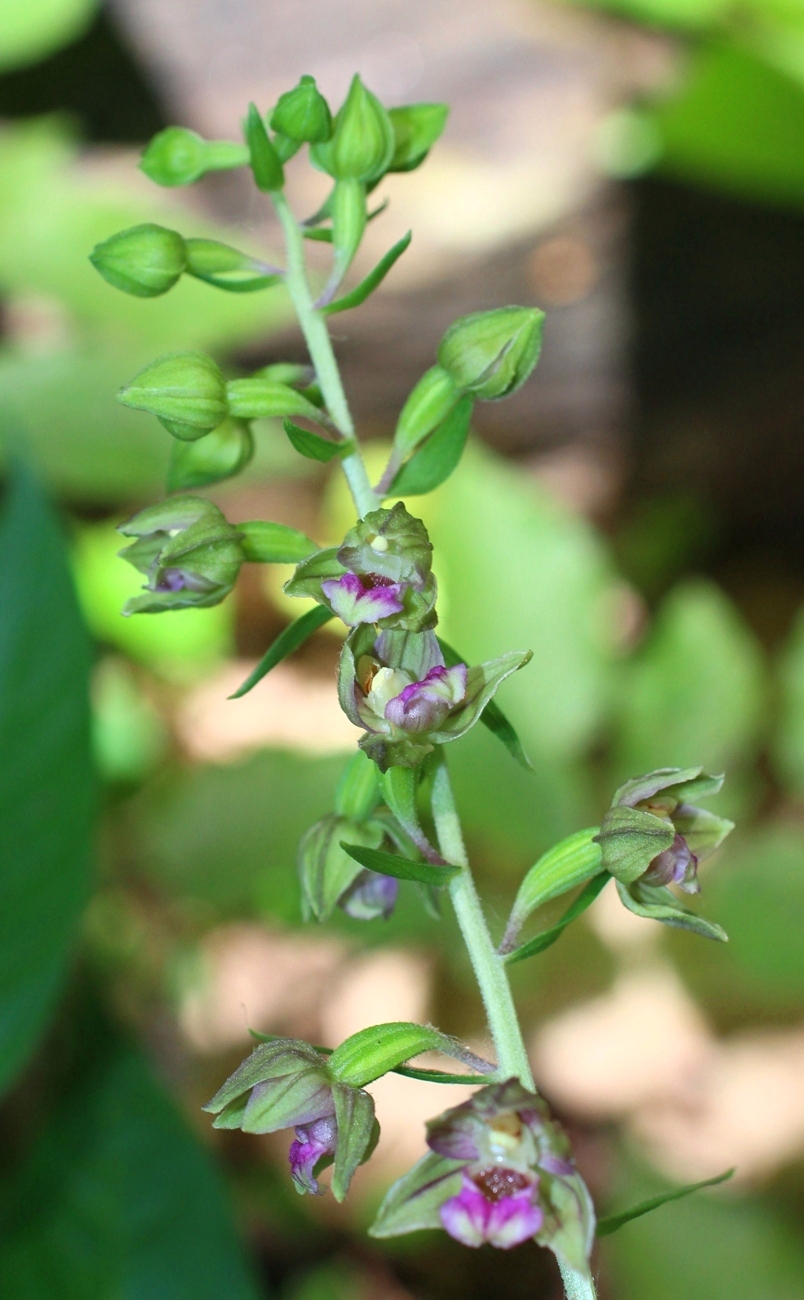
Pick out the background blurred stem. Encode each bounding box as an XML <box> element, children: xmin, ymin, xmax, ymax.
<box><xmin>271</xmin><ymin>191</ymin><xmax>378</xmax><ymax>518</ymax></box>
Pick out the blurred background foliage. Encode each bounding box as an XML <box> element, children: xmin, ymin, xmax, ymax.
<box><xmin>0</xmin><ymin>0</ymin><xmax>802</xmax><ymax>1297</ymax></box>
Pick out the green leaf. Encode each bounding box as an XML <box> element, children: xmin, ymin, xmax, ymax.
<box><xmin>238</xmin><ymin>520</ymin><xmax>318</xmax><ymax>564</ymax></box>
<box><xmin>504</xmin><ymin>873</ymin><xmax>609</xmax><ymax>966</ymax></box>
<box><xmin>369</xmin><ymin>1151</ymin><xmax>464</xmax><ymax>1238</ymax></box>
<box><xmin>304</xmin><ymin>227</ymin><xmax>334</xmax><ymax>242</ymax></box>
<box><xmin>330</xmin><ymin>1084</ymin><xmax>377</xmax><ymax>1201</ymax></box>
<box><xmin>229</xmin><ymin>605</ymin><xmax>334</xmax><ymax>698</ymax></box>
<box><xmin>0</xmin><ymin>468</ymin><xmax>93</xmax><ymax>1098</ymax></box>
<box><xmin>597</xmin><ymin>1168</ymin><xmax>735</xmax><ymax>1237</ymax></box>
<box><xmin>340</xmin><ymin>843</ymin><xmax>460</xmax><ymax>888</ymax></box>
<box><xmin>617</xmin><ymin>878</ymin><xmax>728</xmax><ymax>941</ymax></box>
<box><xmin>321</xmin><ymin>231</ymin><xmax>412</xmax><ymax>315</ymax></box>
<box><xmin>244</xmin><ymin>103</ymin><xmax>284</xmax><ymax>192</ymax></box>
<box><xmin>0</xmin><ymin>1040</ymin><xmax>259</xmax><ymax>1298</ymax></box>
<box><xmin>328</xmin><ymin>1021</ymin><xmax>493</xmax><ymax>1088</ymax></box>
<box><xmin>246</xmin><ymin>1033</ymin><xmax>492</xmax><ymax>1086</ymax></box>
<box><xmin>503</xmin><ymin>827</ymin><xmax>604</xmax><ymax>950</ymax></box>
<box><xmin>437</xmin><ymin>635</ymin><xmax>531</xmax><ymax>768</ymax></box>
<box><xmin>390</xmin><ymin>395</ymin><xmax>473</xmax><ymax>496</ymax></box>
<box><xmin>284</xmin><ymin>417</ymin><xmax>354</xmax><ymax>462</ymax></box>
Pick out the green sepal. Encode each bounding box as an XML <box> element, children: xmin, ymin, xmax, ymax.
<box><xmin>330</xmin><ymin>1083</ymin><xmax>377</xmax><ymax>1202</ymax></box>
<box><xmin>341</xmin><ymin>842</ymin><xmax>459</xmax><ymax>888</ymax></box>
<box><xmin>595</xmin><ymin>805</ymin><xmax>675</xmax><ymax>883</ymax></box>
<box><xmin>229</xmin><ymin>605</ymin><xmax>334</xmax><ymax>698</ymax></box>
<box><xmin>321</xmin><ymin>231</ymin><xmax>412</xmax><ymax>316</ymax></box>
<box><xmin>504</xmin><ymin>873</ymin><xmax>609</xmax><ymax>967</ymax></box>
<box><xmin>596</xmin><ymin>1168</ymin><xmax>735</xmax><ymax>1237</ymax></box>
<box><xmin>427</xmin><ymin>651</ymin><xmax>533</xmax><ymax>745</ymax></box>
<box><xmin>226</xmin><ymin>378</ymin><xmax>323</xmax><ymax>422</ymax></box>
<box><xmin>167</xmin><ymin>417</ymin><xmax>253</xmax><ymax>490</ymax></box>
<box><xmin>616</xmin><ymin>878</ymin><xmax>728</xmax><ymax>941</ymax></box>
<box><xmin>299</xmin><ymin>816</ymin><xmax>384</xmax><ymax>921</ymax></box>
<box><xmin>118</xmin><ymin>351</ymin><xmax>228</xmax><ymax>441</ymax></box>
<box><xmin>334</xmin><ymin>749</ymin><xmax>382</xmax><ymax>821</ymax></box>
<box><xmin>284</xmin><ymin>547</ymin><xmax>346</xmax><ymax>599</ymax></box>
<box><xmin>503</xmin><ymin>828</ymin><xmax>604</xmax><ymax>951</ymax></box>
<box><xmin>89</xmin><ymin>222</ymin><xmax>187</xmax><ymax>297</ymax></box>
<box><xmin>237</xmin><ymin>520</ymin><xmax>317</xmax><ymax>564</ymax></box>
<box><xmin>390</xmin><ymin>394</ymin><xmax>473</xmax><ymax>496</ymax></box>
<box><xmin>369</xmin><ymin>1151</ymin><xmax>464</xmax><ymax>1237</ymax></box>
<box><xmin>387</xmin><ymin>103</ymin><xmax>449</xmax><ymax>172</ymax></box>
<box><xmin>437</xmin><ymin>636</ymin><xmax>531</xmax><ymax>768</ymax></box>
<box><xmin>184</xmin><ymin>237</ymin><xmax>282</xmax><ymax>292</ymax></box>
<box><xmin>538</xmin><ymin>1169</ymin><xmax>596</xmax><ymax>1275</ymax></box>
<box><xmin>612</xmin><ymin>766</ymin><xmax>705</xmax><ymax>808</ymax></box>
<box><xmin>203</xmin><ymin>1038</ymin><xmax>325</xmax><ymax>1114</ymax></box>
<box><xmin>242</xmin><ymin>1067</ymin><xmax>333</xmax><ymax>1134</ymax></box>
<box><xmin>328</xmin><ymin>1022</ymin><xmax>492</xmax><ymax>1089</ymax></box>
<box><xmin>140</xmin><ymin>127</ymin><xmax>248</xmax><ymax>186</ymax></box>
<box><xmin>284</xmin><ymin>417</ymin><xmax>353</xmax><ymax>462</ymax></box>
<box><xmin>244</xmin><ymin>102</ymin><xmax>284</xmax><ymax>191</ymax></box>
<box><xmin>673</xmin><ymin>804</ymin><xmax>734</xmax><ymax>859</ymax></box>
<box><xmin>270</xmin><ymin>75</ymin><xmax>332</xmax><ymax>144</ymax></box>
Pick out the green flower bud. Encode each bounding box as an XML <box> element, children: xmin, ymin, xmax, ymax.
<box><xmin>89</xmin><ymin>223</ymin><xmax>187</xmax><ymax>298</ymax></box>
<box><xmin>338</xmin><ymin>502</ymin><xmax>433</xmax><ymax>588</ymax></box>
<box><xmin>166</xmin><ymin>416</ymin><xmax>253</xmax><ymax>491</ymax></box>
<box><xmin>244</xmin><ymin>103</ymin><xmax>284</xmax><ymax>192</ymax></box>
<box><xmin>299</xmin><ymin>813</ymin><xmax>384</xmax><ymax>921</ymax></box>
<box><xmin>437</xmin><ymin>307</ymin><xmax>545</xmax><ymax>401</ymax></box>
<box><xmin>311</xmin><ymin>74</ymin><xmax>394</xmax><ymax>182</ymax></box>
<box><xmin>270</xmin><ymin>75</ymin><xmax>333</xmax><ymax>144</ymax></box>
<box><xmin>118</xmin><ymin>351</ymin><xmax>228</xmax><ymax>441</ymax></box>
<box><xmin>118</xmin><ymin>497</ymin><xmax>245</xmax><ymax>614</ymax></box>
<box><xmin>387</xmin><ymin>103</ymin><xmax>448</xmax><ymax>173</ymax></box>
<box><xmin>140</xmin><ymin>127</ymin><xmax>248</xmax><ymax>187</ymax></box>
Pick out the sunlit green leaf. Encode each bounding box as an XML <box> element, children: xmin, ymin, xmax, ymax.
<box><xmin>229</xmin><ymin>605</ymin><xmax>334</xmax><ymax>698</ymax></box>
<box><xmin>340</xmin><ymin>842</ymin><xmax>460</xmax><ymax>887</ymax></box>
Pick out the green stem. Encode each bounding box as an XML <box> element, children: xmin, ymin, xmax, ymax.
<box><xmin>559</xmin><ymin>1263</ymin><xmax>598</xmax><ymax>1300</ymax></box>
<box><xmin>271</xmin><ymin>190</ymin><xmax>378</xmax><ymax>518</ymax></box>
<box><xmin>430</xmin><ymin>751</ymin><xmax>534</xmax><ymax>1088</ymax></box>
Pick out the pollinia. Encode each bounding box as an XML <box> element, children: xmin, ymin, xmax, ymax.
<box><xmin>92</xmin><ymin>74</ymin><xmax>735</xmax><ymax>1297</ymax></box>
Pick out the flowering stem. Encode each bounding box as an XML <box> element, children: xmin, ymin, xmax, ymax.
<box><xmin>559</xmin><ymin>1264</ymin><xmax>598</xmax><ymax>1300</ymax></box>
<box><xmin>430</xmin><ymin>751</ymin><xmax>534</xmax><ymax>1088</ymax></box>
<box><xmin>271</xmin><ymin>190</ymin><xmax>378</xmax><ymax>518</ymax></box>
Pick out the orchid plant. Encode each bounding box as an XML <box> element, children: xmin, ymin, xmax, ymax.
<box><xmin>91</xmin><ymin>73</ymin><xmax>736</xmax><ymax>1298</ymax></box>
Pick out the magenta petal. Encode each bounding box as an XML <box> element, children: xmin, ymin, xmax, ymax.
<box><xmin>439</xmin><ymin>1172</ymin><xmax>541</xmax><ymax>1250</ymax></box>
<box><xmin>322</xmin><ymin>573</ymin><xmax>405</xmax><ymax>626</ymax></box>
<box><xmin>485</xmin><ymin>1191</ymin><xmax>543</xmax><ymax>1248</ymax></box>
<box><xmin>288</xmin><ymin>1115</ymin><xmax>338</xmax><ymax>1195</ymax></box>
<box><xmin>385</xmin><ymin>663</ymin><xmax>467</xmax><ymax>733</ymax></box>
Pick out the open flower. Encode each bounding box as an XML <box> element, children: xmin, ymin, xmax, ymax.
<box><xmin>117</xmin><ymin>496</ymin><xmax>244</xmax><ymax>613</ymax></box>
<box><xmin>203</xmin><ymin>1038</ymin><xmax>377</xmax><ymax>1201</ymax></box>
<box><xmin>321</xmin><ymin>571</ymin><xmax>405</xmax><ymax>625</ymax></box>
<box><xmin>370</xmin><ymin>1080</ymin><xmax>594</xmax><ymax>1273</ymax></box>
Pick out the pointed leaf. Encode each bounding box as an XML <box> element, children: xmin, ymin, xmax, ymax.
<box><xmin>429</xmin><ymin>650</ymin><xmax>533</xmax><ymax>744</ymax></box>
<box><xmin>504</xmin><ymin>873</ymin><xmax>610</xmax><ymax>966</ymax></box>
<box><xmin>284</xmin><ymin>417</ymin><xmax>354</xmax><ymax>462</ymax></box>
<box><xmin>229</xmin><ymin>605</ymin><xmax>334</xmax><ymax>698</ymax></box>
<box><xmin>393</xmin><ymin>1065</ymin><xmax>490</xmax><ymax>1085</ymax></box>
<box><xmin>341</xmin><ymin>843</ymin><xmax>459</xmax><ymax>888</ymax></box>
<box><xmin>596</xmin><ymin>1168</ymin><xmax>735</xmax><ymax>1237</ymax></box>
<box><xmin>437</xmin><ymin>636</ymin><xmax>531</xmax><ymax>768</ymax></box>
<box><xmin>330</xmin><ymin>1083</ymin><xmax>377</xmax><ymax>1201</ymax></box>
<box><xmin>502</xmin><ymin>828</ymin><xmax>603</xmax><ymax>951</ymax></box>
<box><xmin>304</xmin><ymin>227</ymin><xmax>334</xmax><ymax>243</ymax></box>
<box><xmin>389</xmin><ymin>394</ymin><xmax>473</xmax><ymax>496</ymax></box>
<box><xmin>617</xmin><ymin>878</ymin><xmax>728</xmax><ymax>941</ymax></box>
<box><xmin>369</xmin><ymin>1151</ymin><xmax>464</xmax><ymax>1237</ymax></box>
<box><xmin>328</xmin><ymin>1022</ymin><xmax>493</xmax><ymax>1088</ymax></box>
<box><xmin>321</xmin><ymin>231</ymin><xmax>412</xmax><ymax>316</ymax></box>
<box><xmin>238</xmin><ymin>520</ymin><xmax>318</xmax><ymax>564</ymax></box>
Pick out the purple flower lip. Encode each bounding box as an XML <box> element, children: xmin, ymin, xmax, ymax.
<box><xmin>322</xmin><ymin>571</ymin><xmax>406</xmax><ymax>625</ymax></box>
<box><xmin>384</xmin><ymin>663</ymin><xmax>467</xmax><ymax>734</ymax></box>
<box><xmin>645</xmin><ymin>832</ymin><xmax>699</xmax><ymax>893</ymax></box>
<box><xmin>288</xmin><ymin>1115</ymin><xmax>338</xmax><ymax>1196</ymax></box>
<box><xmin>440</xmin><ymin>1169</ymin><xmax>542</xmax><ymax>1250</ymax></box>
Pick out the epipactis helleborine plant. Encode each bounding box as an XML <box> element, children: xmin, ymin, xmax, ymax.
<box><xmin>93</xmin><ymin>72</ymin><xmax>737</xmax><ymax>1299</ymax></box>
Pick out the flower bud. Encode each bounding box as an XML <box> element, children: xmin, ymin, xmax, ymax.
<box><xmin>89</xmin><ymin>223</ymin><xmax>187</xmax><ymax>298</ymax></box>
<box><xmin>244</xmin><ymin>103</ymin><xmax>284</xmax><ymax>192</ymax></box>
<box><xmin>118</xmin><ymin>496</ymin><xmax>244</xmax><ymax>614</ymax></box>
<box><xmin>270</xmin><ymin>75</ymin><xmax>333</xmax><ymax>144</ymax></box>
<box><xmin>311</xmin><ymin>74</ymin><xmax>394</xmax><ymax>182</ymax></box>
<box><xmin>437</xmin><ymin>307</ymin><xmax>545</xmax><ymax>401</ymax></box>
<box><xmin>387</xmin><ymin>103</ymin><xmax>448</xmax><ymax>173</ymax></box>
<box><xmin>140</xmin><ymin>127</ymin><xmax>248</xmax><ymax>187</ymax></box>
<box><xmin>298</xmin><ymin>813</ymin><xmax>384</xmax><ymax>921</ymax></box>
<box><xmin>166</xmin><ymin>416</ymin><xmax>253</xmax><ymax>491</ymax></box>
<box><xmin>118</xmin><ymin>351</ymin><xmax>228</xmax><ymax>441</ymax></box>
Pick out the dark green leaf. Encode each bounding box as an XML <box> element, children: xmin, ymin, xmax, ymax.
<box><xmin>321</xmin><ymin>231</ymin><xmax>412</xmax><ymax>316</ymax></box>
<box><xmin>0</xmin><ymin>1040</ymin><xmax>259</xmax><ymax>1298</ymax></box>
<box><xmin>504</xmin><ymin>873</ymin><xmax>609</xmax><ymax>966</ymax></box>
<box><xmin>438</xmin><ymin>635</ymin><xmax>531</xmax><ymax>767</ymax></box>
<box><xmin>390</xmin><ymin>395</ymin><xmax>473</xmax><ymax>496</ymax></box>
<box><xmin>503</xmin><ymin>828</ymin><xmax>603</xmax><ymax>952</ymax></box>
<box><xmin>229</xmin><ymin>605</ymin><xmax>334</xmax><ymax>698</ymax></box>
<box><xmin>340</xmin><ymin>842</ymin><xmax>460</xmax><ymax>887</ymax></box>
<box><xmin>0</xmin><ymin>467</ymin><xmax>94</xmax><ymax>1098</ymax></box>
<box><xmin>596</xmin><ymin>1169</ymin><xmax>735</xmax><ymax>1237</ymax></box>
<box><xmin>284</xmin><ymin>418</ymin><xmax>353</xmax><ymax>463</ymax></box>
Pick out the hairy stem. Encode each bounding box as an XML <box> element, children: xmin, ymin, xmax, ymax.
<box><xmin>271</xmin><ymin>191</ymin><xmax>378</xmax><ymax>518</ymax></box>
<box><xmin>430</xmin><ymin>751</ymin><xmax>534</xmax><ymax>1087</ymax></box>
<box><xmin>559</xmin><ymin>1263</ymin><xmax>598</xmax><ymax>1300</ymax></box>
